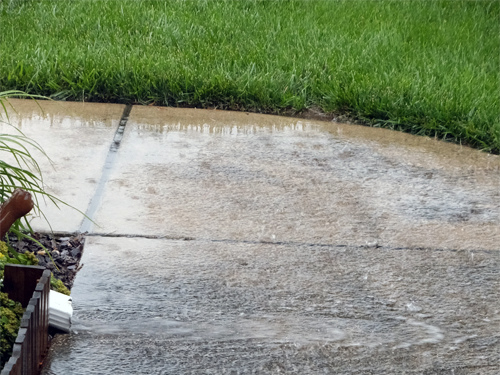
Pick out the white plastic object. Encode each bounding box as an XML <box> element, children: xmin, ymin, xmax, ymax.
<box><xmin>49</xmin><ymin>290</ymin><xmax>73</xmax><ymax>333</ymax></box>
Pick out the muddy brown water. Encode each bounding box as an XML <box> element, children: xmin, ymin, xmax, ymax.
<box><xmin>2</xmin><ymin>100</ymin><xmax>498</xmax><ymax>374</ymax></box>
<box><xmin>91</xmin><ymin>106</ymin><xmax>500</xmax><ymax>251</ymax></box>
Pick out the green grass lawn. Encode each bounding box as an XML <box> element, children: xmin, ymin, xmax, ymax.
<box><xmin>0</xmin><ymin>0</ymin><xmax>498</xmax><ymax>153</ymax></box>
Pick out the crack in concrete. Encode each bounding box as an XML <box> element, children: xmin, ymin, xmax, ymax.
<box><xmin>80</xmin><ymin>231</ymin><xmax>496</xmax><ymax>253</ymax></box>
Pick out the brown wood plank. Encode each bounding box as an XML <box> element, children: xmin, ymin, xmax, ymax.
<box><xmin>3</xmin><ymin>264</ymin><xmax>45</xmax><ymax>308</ymax></box>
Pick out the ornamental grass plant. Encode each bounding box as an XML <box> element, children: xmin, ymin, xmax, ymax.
<box><xmin>0</xmin><ymin>90</ymin><xmax>68</xmax><ymax>370</ymax></box>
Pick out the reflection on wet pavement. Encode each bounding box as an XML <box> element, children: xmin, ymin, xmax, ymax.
<box><xmin>93</xmin><ymin>106</ymin><xmax>500</xmax><ymax>250</ymax></box>
<box><xmin>0</xmin><ymin>99</ymin><xmax>123</xmax><ymax>232</ymax></box>
<box><xmin>4</xmin><ymin>101</ymin><xmax>497</xmax><ymax>374</ymax></box>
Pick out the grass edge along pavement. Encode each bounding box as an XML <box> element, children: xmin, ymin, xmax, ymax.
<box><xmin>0</xmin><ymin>0</ymin><xmax>499</xmax><ymax>153</ymax></box>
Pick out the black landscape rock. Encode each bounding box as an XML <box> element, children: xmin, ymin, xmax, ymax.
<box><xmin>5</xmin><ymin>232</ymin><xmax>85</xmax><ymax>291</ymax></box>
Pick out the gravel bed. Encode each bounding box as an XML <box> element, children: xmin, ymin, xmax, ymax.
<box><xmin>6</xmin><ymin>232</ymin><xmax>85</xmax><ymax>291</ymax></box>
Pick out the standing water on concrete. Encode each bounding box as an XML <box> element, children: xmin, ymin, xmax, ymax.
<box><xmin>4</xmin><ymin>101</ymin><xmax>498</xmax><ymax>374</ymax></box>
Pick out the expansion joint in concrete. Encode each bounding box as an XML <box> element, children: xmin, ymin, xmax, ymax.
<box><xmin>82</xmin><ymin>232</ymin><xmax>494</xmax><ymax>253</ymax></box>
<box><xmin>110</xmin><ymin>104</ymin><xmax>132</xmax><ymax>152</ymax></box>
<box><xmin>79</xmin><ymin>104</ymin><xmax>133</xmax><ymax>233</ymax></box>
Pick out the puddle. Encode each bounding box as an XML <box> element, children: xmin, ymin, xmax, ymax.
<box><xmin>2</xmin><ymin>101</ymin><xmax>495</xmax><ymax>373</ymax></box>
<box><xmin>41</xmin><ymin>236</ymin><xmax>499</xmax><ymax>374</ymax></box>
<box><xmin>90</xmin><ymin>106</ymin><xmax>500</xmax><ymax>250</ymax></box>
<box><xmin>0</xmin><ymin>99</ymin><xmax>124</xmax><ymax>232</ymax></box>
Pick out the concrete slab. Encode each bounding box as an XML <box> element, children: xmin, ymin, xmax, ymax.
<box><xmin>2</xmin><ymin>100</ymin><xmax>497</xmax><ymax>373</ymax></box>
<box><xmin>0</xmin><ymin>99</ymin><xmax>123</xmax><ymax>232</ymax></box>
<box><xmin>93</xmin><ymin>106</ymin><xmax>500</xmax><ymax>250</ymax></box>
<box><xmin>41</xmin><ymin>236</ymin><xmax>500</xmax><ymax>374</ymax></box>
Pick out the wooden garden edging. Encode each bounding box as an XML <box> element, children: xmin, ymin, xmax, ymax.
<box><xmin>1</xmin><ymin>265</ymin><xmax>51</xmax><ymax>375</ymax></box>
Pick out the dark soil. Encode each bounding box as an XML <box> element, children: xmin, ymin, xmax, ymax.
<box><xmin>6</xmin><ymin>232</ymin><xmax>85</xmax><ymax>291</ymax></box>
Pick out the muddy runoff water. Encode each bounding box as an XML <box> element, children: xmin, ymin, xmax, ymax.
<box><xmin>43</xmin><ymin>237</ymin><xmax>499</xmax><ymax>374</ymax></box>
<box><xmin>92</xmin><ymin>106</ymin><xmax>500</xmax><ymax>250</ymax></box>
<box><xmin>26</xmin><ymin>104</ymin><xmax>499</xmax><ymax>374</ymax></box>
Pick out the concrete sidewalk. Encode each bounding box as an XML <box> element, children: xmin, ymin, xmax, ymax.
<box><xmin>2</xmin><ymin>99</ymin><xmax>499</xmax><ymax>374</ymax></box>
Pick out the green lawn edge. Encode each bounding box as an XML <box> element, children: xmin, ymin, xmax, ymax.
<box><xmin>1</xmin><ymin>0</ymin><xmax>498</xmax><ymax>153</ymax></box>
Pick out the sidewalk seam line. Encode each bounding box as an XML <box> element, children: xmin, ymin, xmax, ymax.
<box><xmin>82</xmin><ymin>232</ymin><xmax>495</xmax><ymax>253</ymax></box>
<box><xmin>79</xmin><ymin>104</ymin><xmax>133</xmax><ymax>233</ymax></box>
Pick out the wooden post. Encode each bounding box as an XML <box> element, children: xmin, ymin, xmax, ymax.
<box><xmin>0</xmin><ymin>188</ymin><xmax>40</xmax><ymax>307</ymax></box>
<box><xmin>0</xmin><ymin>188</ymin><xmax>34</xmax><ymax>240</ymax></box>
<box><xmin>3</xmin><ymin>264</ymin><xmax>45</xmax><ymax>308</ymax></box>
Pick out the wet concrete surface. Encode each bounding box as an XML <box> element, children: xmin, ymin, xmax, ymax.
<box><xmin>95</xmin><ymin>106</ymin><xmax>500</xmax><ymax>250</ymax></box>
<box><xmin>1</xmin><ymin>100</ymin><xmax>499</xmax><ymax>373</ymax></box>
<box><xmin>43</xmin><ymin>236</ymin><xmax>499</xmax><ymax>374</ymax></box>
<box><xmin>0</xmin><ymin>99</ymin><xmax>124</xmax><ymax>232</ymax></box>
